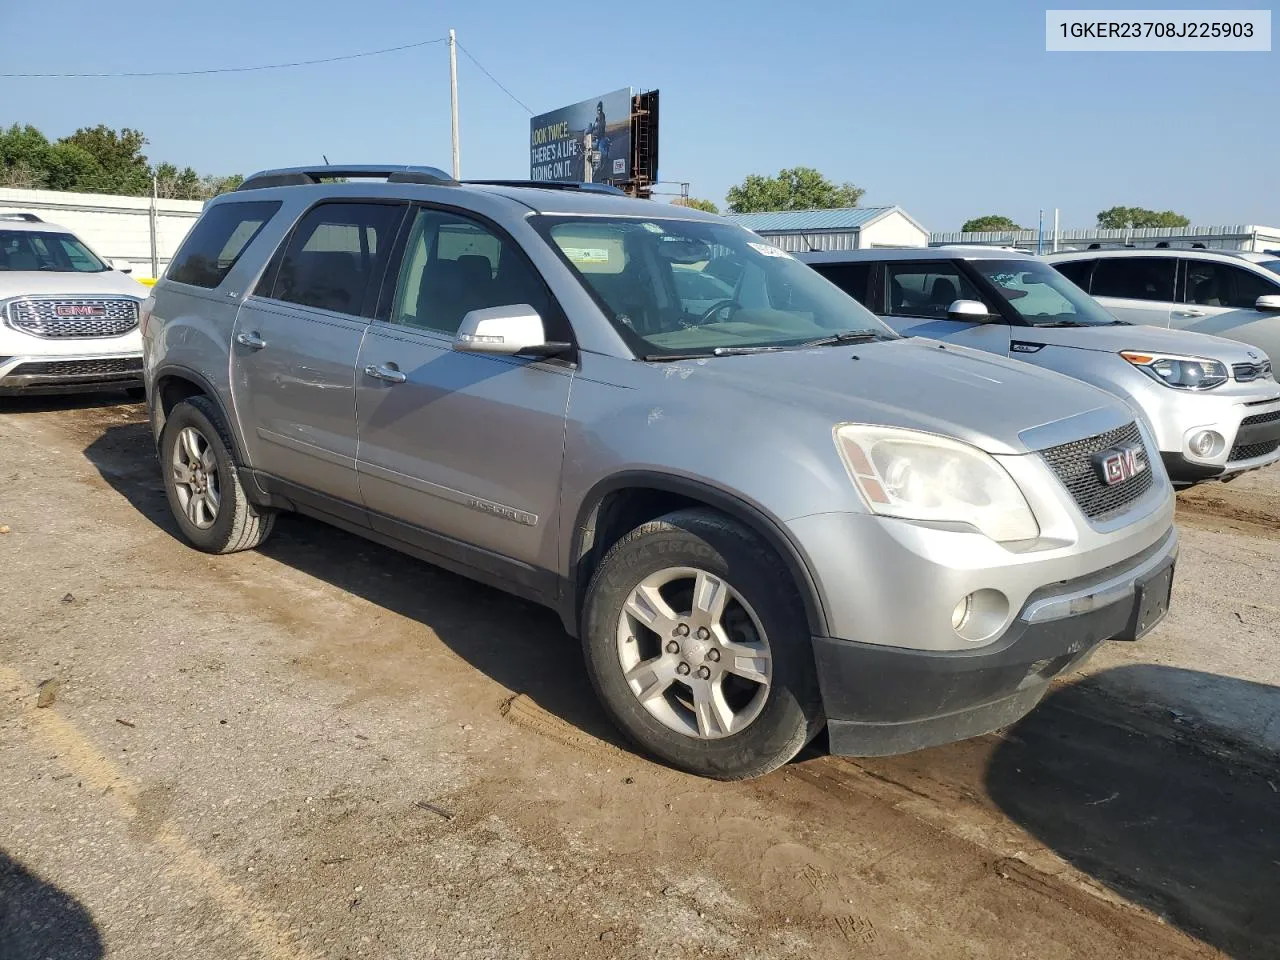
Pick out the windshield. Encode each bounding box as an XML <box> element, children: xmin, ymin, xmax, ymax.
<box><xmin>0</xmin><ymin>229</ymin><xmax>108</xmax><ymax>272</ymax></box>
<box><xmin>533</xmin><ymin>216</ymin><xmax>895</xmax><ymax>357</ymax></box>
<box><xmin>971</xmin><ymin>258</ymin><xmax>1120</xmax><ymax>327</ymax></box>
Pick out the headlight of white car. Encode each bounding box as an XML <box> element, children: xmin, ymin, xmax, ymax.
<box><xmin>833</xmin><ymin>425</ymin><xmax>1039</xmax><ymax>543</ymax></box>
<box><xmin>1120</xmin><ymin>351</ymin><xmax>1228</xmax><ymax>390</ymax></box>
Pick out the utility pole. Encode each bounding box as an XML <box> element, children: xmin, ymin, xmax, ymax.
<box><xmin>1052</xmin><ymin>208</ymin><xmax>1060</xmax><ymax>253</ymax></box>
<box><xmin>149</xmin><ymin>175</ymin><xmax>159</xmax><ymax>279</ymax></box>
<box><xmin>448</xmin><ymin>29</ymin><xmax>460</xmax><ymax>180</ymax></box>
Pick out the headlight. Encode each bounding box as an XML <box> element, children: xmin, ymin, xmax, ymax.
<box><xmin>1121</xmin><ymin>351</ymin><xmax>1228</xmax><ymax>390</ymax></box>
<box><xmin>833</xmin><ymin>425</ymin><xmax>1039</xmax><ymax>543</ymax></box>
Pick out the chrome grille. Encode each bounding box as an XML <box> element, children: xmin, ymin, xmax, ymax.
<box><xmin>1039</xmin><ymin>421</ymin><xmax>1154</xmax><ymax>521</ymax></box>
<box><xmin>6</xmin><ymin>297</ymin><xmax>140</xmax><ymax>339</ymax></box>
<box><xmin>11</xmin><ymin>357</ymin><xmax>143</xmax><ymax>378</ymax></box>
<box><xmin>1232</xmin><ymin>360</ymin><xmax>1272</xmax><ymax>382</ymax></box>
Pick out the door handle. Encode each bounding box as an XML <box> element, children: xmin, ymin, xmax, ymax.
<box><xmin>1172</xmin><ymin>309</ymin><xmax>1206</xmax><ymax>318</ymax></box>
<box><xmin>235</xmin><ymin>331</ymin><xmax>266</xmax><ymax>349</ymax></box>
<box><xmin>364</xmin><ymin>363</ymin><xmax>407</xmax><ymax>384</ymax></box>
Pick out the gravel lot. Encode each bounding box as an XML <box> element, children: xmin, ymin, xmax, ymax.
<box><xmin>2</xmin><ymin>395</ymin><xmax>1277</xmax><ymax>960</ymax></box>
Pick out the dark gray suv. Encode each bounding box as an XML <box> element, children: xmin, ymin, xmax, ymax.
<box><xmin>142</xmin><ymin>166</ymin><xmax>1177</xmax><ymax>779</ymax></box>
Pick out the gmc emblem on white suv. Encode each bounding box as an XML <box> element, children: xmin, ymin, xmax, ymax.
<box><xmin>1094</xmin><ymin>445</ymin><xmax>1146</xmax><ymax>486</ymax></box>
<box><xmin>55</xmin><ymin>304</ymin><xmax>107</xmax><ymax>317</ymax></box>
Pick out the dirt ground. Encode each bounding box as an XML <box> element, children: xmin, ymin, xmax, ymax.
<box><xmin>2</xmin><ymin>395</ymin><xmax>1277</xmax><ymax>960</ymax></box>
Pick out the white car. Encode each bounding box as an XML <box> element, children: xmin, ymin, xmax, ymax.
<box><xmin>0</xmin><ymin>213</ymin><xmax>148</xmax><ymax>397</ymax></box>
<box><xmin>1046</xmin><ymin>248</ymin><xmax>1280</xmax><ymax>361</ymax></box>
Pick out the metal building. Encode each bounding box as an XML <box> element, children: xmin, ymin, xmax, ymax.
<box><xmin>928</xmin><ymin>223</ymin><xmax>1280</xmax><ymax>254</ymax></box>
<box><xmin>726</xmin><ymin>206</ymin><xmax>929</xmax><ymax>252</ymax></box>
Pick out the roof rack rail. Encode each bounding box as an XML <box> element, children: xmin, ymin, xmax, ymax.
<box><xmin>236</xmin><ymin>165</ymin><xmax>458</xmax><ymax>192</ymax></box>
<box><xmin>465</xmin><ymin>179</ymin><xmax>627</xmax><ymax>196</ymax></box>
<box><xmin>0</xmin><ymin>212</ymin><xmax>43</xmax><ymax>222</ymax></box>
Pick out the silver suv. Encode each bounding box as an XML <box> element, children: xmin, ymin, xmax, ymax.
<box><xmin>143</xmin><ymin>166</ymin><xmax>1177</xmax><ymax>779</ymax></box>
<box><xmin>1</xmin><ymin>213</ymin><xmax>148</xmax><ymax>396</ymax></box>
<box><xmin>1046</xmin><ymin>248</ymin><xmax>1280</xmax><ymax>359</ymax></box>
<box><xmin>801</xmin><ymin>247</ymin><xmax>1280</xmax><ymax>486</ymax></box>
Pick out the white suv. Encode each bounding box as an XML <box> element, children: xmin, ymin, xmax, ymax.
<box><xmin>0</xmin><ymin>213</ymin><xmax>148</xmax><ymax>397</ymax></box>
<box><xmin>1046</xmin><ymin>248</ymin><xmax>1280</xmax><ymax>361</ymax></box>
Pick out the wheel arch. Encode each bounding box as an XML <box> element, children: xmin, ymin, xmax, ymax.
<box><xmin>151</xmin><ymin>365</ymin><xmax>242</xmax><ymax>458</ymax></box>
<box><xmin>567</xmin><ymin>471</ymin><xmax>830</xmax><ymax>640</ymax></box>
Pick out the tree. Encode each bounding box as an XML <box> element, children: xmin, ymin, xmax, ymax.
<box><xmin>725</xmin><ymin>167</ymin><xmax>864</xmax><ymax>214</ymax></box>
<box><xmin>0</xmin><ymin>122</ymin><xmax>240</xmax><ymax>199</ymax></box>
<box><xmin>58</xmin><ymin>125</ymin><xmax>151</xmax><ymax>195</ymax></box>
<box><xmin>673</xmin><ymin>197</ymin><xmax>718</xmax><ymax>214</ymax></box>
<box><xmin>154</xmin><ymin>162</ymin><xmax>204</xmax><ymax>200</ymax></box>
<box><xmin>961</xmin><ymin>214</ymin><xmax>1023</xmax><ymax>233</ymax></box>
<box><xmin>1096</xmin><ymin>206</ymin><xmax>1190</xmax><ymax>229</ymax></box>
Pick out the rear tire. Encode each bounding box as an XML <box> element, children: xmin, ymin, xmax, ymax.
<box><xmin>160</xmin><ymin>396</ymin><xmax>275</xmax><ymax>554</ymax></box>
<box><xmin>582</xmin><ymin>508</ymin><xmax>824</xmax><ymax>780</ymax></box>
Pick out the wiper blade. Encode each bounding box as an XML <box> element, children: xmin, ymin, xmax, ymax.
<box><xmin>800</xmin><ymin>330</ymin><xmax>887</xmax><ymax>347</ymax></box>
<box><xmin>641</xmin><ymin>352</ymin><xmax>714</xmax><ymax>362</ymax></box>
<box><xmin>642</xmin><ymin>345</ymin><xmax>786</xmax><ymax>361</ymax></box>
<box><xmin>1033</xmin><ymin>320</ymin><xmax>1089</xmax><ymax>328</ymax></box>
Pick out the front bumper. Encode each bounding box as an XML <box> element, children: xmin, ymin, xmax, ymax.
<box><xmin>0</xmin><ymin>353</ymin><xmax>144</xmax><ymax>395</ymax></box>
<box><xmin>814</xmin><ymin>525</ymin><xmax>1178</xmax><ymax>756</ymax></box>
<box><xmin>1149</xmin><ymin>392</ymin><xmax>1280</xmax><ymax>483</ymax></box>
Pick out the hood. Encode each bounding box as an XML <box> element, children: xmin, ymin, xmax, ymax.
<box><xmin>1023</xmin><ymin>322</ymin><xmax>1269</xmax><ymax>365</ymax></box>
<box><xmin>0</xmin><ymin>270</ymin><xmax>148</xmax><ymax>301</ymax></box>
<box><xmin>668</xmin><ymin>338</ymin><xmax>1128</xmax><ymax>455</ymax></box>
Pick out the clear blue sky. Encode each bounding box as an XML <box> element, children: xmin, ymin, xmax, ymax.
<box><xmin>2</xmin><ymin>0</ymin><xmax>1276</xmax><ymax>230</ymax></box>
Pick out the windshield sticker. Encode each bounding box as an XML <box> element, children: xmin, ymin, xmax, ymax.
<box><xmin>560</xmin><ymin>246</ymin><xmax>612</xmax><ymax>265</ymax></box>
<box><xmin>748</xmin><ymin>241</ymin><xmax>793</xmax><ymax>259</ymax></box>
<box><xmin>641</xmin><ymin>222</ymin><xmax>665</xmax><ymax>234</ymax></box>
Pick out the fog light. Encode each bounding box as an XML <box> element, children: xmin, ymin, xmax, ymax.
<box><xmin>1188</xmin><ymin>430</ymin><xmax>1223</xmax><ymax>458</ymax></box>
<box><xmin>951</xmin><ymin>589</ymin><xmax>1010</xmax><ymax>643</ymax></box>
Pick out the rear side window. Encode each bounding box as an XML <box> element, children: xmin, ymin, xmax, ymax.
<box><xmin>1091</xmin><ymin>257</ymin><xmax>1176</xmax><ymax>302</ymax></box>
<box><xmin>812</xmin><ymin>262</ymin><xmax>873</xmax><ymax>307</ymax></box>
<box><xmin>168</xmin><ymin>200</ymin><xmax>280</xmax><ymax>289</ymax></box>
<box><xmin>267</xmin><ymin>202</ymin><xmax>406</xmax><ymax>317</ymax></box>
<box><xmin>1052</xmin><ymin>259</ymin><xmax>1095</xmax><ymax>290</ymax></box>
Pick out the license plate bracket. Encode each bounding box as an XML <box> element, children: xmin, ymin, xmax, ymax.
<box><xmin>1116</xmin><ymin>563</ymin><xmax>1174</xmax><ymax>641</ymax></box>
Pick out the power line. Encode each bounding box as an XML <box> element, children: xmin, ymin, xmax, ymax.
<box><xmin>455</xmin><ymin>41</ymin><xmax>534</xmax><ymax>115</ymax></box>
<box><xmin>0</xmin><ymin>37</ymin><xmax>447</xmax><ymax>79</ymax></box>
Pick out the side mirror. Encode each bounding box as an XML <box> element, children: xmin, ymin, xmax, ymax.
<box><xmin>111</xmin><ymin>259</ymin><xmax>133</xmax><ymax>274</ymax></box>
<box><xmin>1255</xmin><ymin>294</ymin><xmax>1280</xmax><ymax>314</ymax></box>
<box><xmin>947</xmin><ymin>299</ymin><xmax>993</xmax><ymax>321</ymax></box>
<box><xmin>453</xmin><ymin>304</ymin><xmax>571</xmax><ymax>357</ymax></box>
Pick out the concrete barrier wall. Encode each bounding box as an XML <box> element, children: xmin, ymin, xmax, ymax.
<box><xmin>0</xmin><ymin>187</ymin><xmax>205</xmax><ymax>279</ymax></box>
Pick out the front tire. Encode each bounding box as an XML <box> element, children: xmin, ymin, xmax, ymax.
<box><xmin>582</xmin><ymin>508</ymin><xmax>823</xmax><ymax>779</ymax></box>
<box><xmin>160</xmin><ymin>396</ymin><xmax>275</xmax><ymax>554</ymax></box>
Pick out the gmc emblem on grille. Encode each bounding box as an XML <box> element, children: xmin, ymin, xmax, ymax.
<box><xmin>1093</xmin><ymin>445</ymin><xmax>1146</xmax><ymax>486</ymax></box>
<box><xmin>55</xmin><ymin>304</ymin><xmax>106</xmax><ymax>317</ymax></box>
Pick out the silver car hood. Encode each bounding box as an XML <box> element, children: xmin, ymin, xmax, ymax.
<box><xmin>0</xmin><ymin>271</ymin><xmax>148</xmax><ymax>300</ymax></box>
<box><xmin>676</xmin><ymin>337</ymin><xmax>1128</xmax><ymax>455</ymax></box>
<box><xmin>1020</xmin><ymin>322</ymin><xmax>1269</xmax><ymax>364</ymax></box>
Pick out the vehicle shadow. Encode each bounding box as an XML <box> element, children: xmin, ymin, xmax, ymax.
<box><xmin>0</xmin><ymin>391</ymin><xmax>141</xmax><ymax>415</ymax></box>
<box><xmin>81</xmin><ymin>420</ymin><xmax>632</xmax><ymax>754</ymax></box>
<box><xmin>0</xmin><ymin>849</ymin><xmax>104</xmax><ymax>959</ymax></box>
<box><xmin>983</xmin><ymin>666</ymin><xmax>1280</xmax><ymax>960</ymax></box>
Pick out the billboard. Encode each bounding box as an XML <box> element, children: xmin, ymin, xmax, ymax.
<box><xmin>530</xmin><ymin>88</ymin><xmax>633</xmax><ymax>185</ymax></box>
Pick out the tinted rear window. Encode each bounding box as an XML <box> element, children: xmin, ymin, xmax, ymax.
<box><xmin>1091</xmin><ymin>257</ymin><xmax>1176</xmax><ymax>302</ymax></box>
<box><xmin>168</xmin><ymin>200</ymin><xmax>280</xmax><ymax>289</ymax></box>
<box><xmin>811</xmin><ymin>262</ymin><xmax>874</xmax><ymax>306</ymax></box>
<box><xmin>1051</xmin><ymin>258</ymin><xmax>1095</xmax><ymax>290</ymax></box>
<box><xmin>265</xmin><ymin>202</ymin><xmax>406</xmax><ymax>316</ymax></box>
